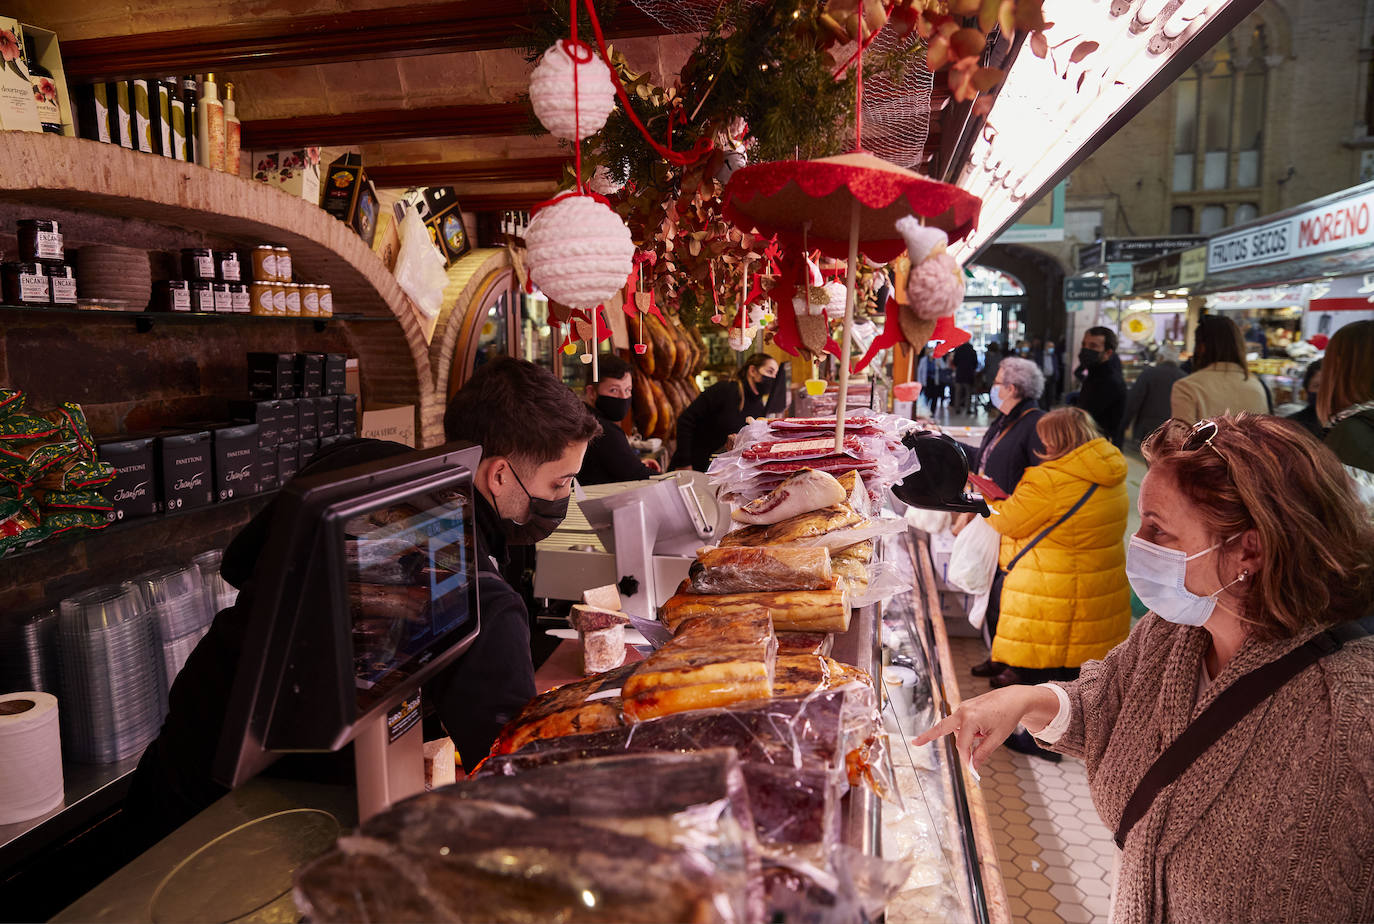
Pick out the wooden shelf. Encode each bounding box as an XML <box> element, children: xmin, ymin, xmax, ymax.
<box><xmin>0</xmin><ymin>133</ymin><xmax>442</xmax><ymax>447</ymax></box>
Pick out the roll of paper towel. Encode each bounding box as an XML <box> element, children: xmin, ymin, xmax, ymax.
<box><xmin>0</xmin><ymin>691</ymin><xmax>64</xmax><ymax>825</ymax></box>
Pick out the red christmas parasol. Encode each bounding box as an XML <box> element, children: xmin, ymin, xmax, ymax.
<box><xmin>723</xmin><ymin>150</ymin><xmax>981</xmax><ymax>448</ymax></box>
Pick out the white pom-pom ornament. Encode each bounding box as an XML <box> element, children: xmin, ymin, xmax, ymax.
<box><xmin>529</xmin><ymin>41</ymin><xmax>617</xmax><ymax>141</ymax></box>
<box><xmin>525</xmin><ymin>196</ymin><xmax>635</xmax><ymax>309</ymax></box>
<box><xmin>728</xmin><ymin>327</ymin><xmax>757</xmax><ymax>351</ymax></box>
<box><xmin>793</xmin><ymin>280</ymin><xmax>848</xmax><ymax>319</ymax></box>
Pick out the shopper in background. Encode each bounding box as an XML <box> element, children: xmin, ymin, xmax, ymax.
<box><xmin>577</xmin><ymin>354</ymin><xmax>659</xmax><ymax>485</ymax></box>
<box><xmin>1317</xmin><ymin>320</ymin><xmax>1374</xmax><ymax>504</ymax></box>
<box><xmin>1283</xmin><ymin>359</ymin><xmax>1326</xmax><ymax>440</ymax></box>
<box><xmin>982</xmin><ymin>341</ymin><xmax>1003</xmax><ymax>410</ymax></box>
<box><xmin>1072</xmin><ymin>326</ymin><xmax>1128</xmax><ymax>445</ymax></box>
<box><xmin>968</xmin><ymin>356</ymin><xmax>1047</xmax><ymax>679</ymax></box>
<box><xmin>670</xmin><ymin>353</ymin><xmax>777</xmax><ymax>472</ymax></box>
<box><xmin>1170</xmin><ymin>314</ymin><xmax>1269</xmax><ymax>423</ymax></box>
<box><xmin>951</xmin><ymin>340</ymin><xmax>979</xmax><ymax>415</ymax></box>
<box><xmin>982</xmin><ymin>408</ymin><xmax>1132</xmax><ymax>758</ymax></box>
<box><xmin>918</xmin><ymin>414</ymin><xmax>1374</xmax><ymax>924</ymax></box>
<box><xmin>1123</xmin><ymin>342</ymin><xmax>1186</xmax><ymax>448</ymax></box>
<box><xmin>1041</xmin><ymin>338</ymin><xmax>1063</xmax><ymax>407</ymax></box>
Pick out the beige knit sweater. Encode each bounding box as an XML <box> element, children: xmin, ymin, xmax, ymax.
<box><xmin>1047</xmin><ymin>613</ymin><xmax>1374</xmax><ymax>923</ymax></box>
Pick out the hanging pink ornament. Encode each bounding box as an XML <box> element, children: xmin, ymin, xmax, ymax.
<box><xmin>529</xmin><ymin>41</ymin><xmax>617</xmax><ymax>141</ymax></box>
<box><xmin>634</xmin><ymin>343</ymin><xmax>648</xmax><ymax>355</ymax></box>
<box><xmin>526</xmin><ymin>196</ymin><xmax>635</xmax><ymax>309</ymax></box>
<box><xmin>896</xmin><ymin>216</ymin><xmax>964</xmax><ymax>321</ymax></box>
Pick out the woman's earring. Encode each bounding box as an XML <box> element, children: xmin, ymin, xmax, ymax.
<box><xmin>1238</xmin><ymin>569</ymin><xmax>1251</xmax><ymax>582</ymax></box>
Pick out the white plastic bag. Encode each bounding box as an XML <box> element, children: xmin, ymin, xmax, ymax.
<box><xmin>392</xmin><ymin>201</ymin><xmax>449</xmax><ymax>320</ymax></box>
<box><xmin>945</xmin><ymin>515</ymin><xmax>1000</xmax><ymax>596</ymax></box>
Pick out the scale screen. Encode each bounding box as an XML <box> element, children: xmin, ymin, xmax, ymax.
<box><xmin>345</xmin><ymin>485</ymin><xmax>475</xmax><ymax>715</ymax></box>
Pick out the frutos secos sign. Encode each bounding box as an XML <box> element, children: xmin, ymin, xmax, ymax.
<box><xmin>1207</xmin><ymin>186</ymin><xmax>1374</xmax><ymax>273</ymax></box>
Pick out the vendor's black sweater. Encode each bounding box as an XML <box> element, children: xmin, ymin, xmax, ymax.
<box><xmin>121</xmin><ymin>440</ymin><xmax>534</xmax><ymax>854</ymax></box>
<box><xmin>578</xmin><ymin>403</ymin><xmax>652</xmax><ymax>485</ymax></box>
<box><xmin>669</xmin><ymin>378</ymin><xmax>766</xmax><ymax>472</ymax></box>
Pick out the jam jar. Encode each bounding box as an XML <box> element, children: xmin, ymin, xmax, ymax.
<box><xmin>160</xmin><ymin>279</ymin><xmax>192</xmax><ymax>312</ymax></box>
<box><xmin>17</xmin><ymin>220</ymin><xmax>63</xmax><ymax>263</ymax></box>
<box><xmin>189</xmin><ymin>280</ymin><xmax>215</xmax><ymax>312</ymax></box>
<box><xmin>181</xmin><ymin>248</ymin><xmax>216</xmax><ymax>282</ymax></box>
<box><xmin>2</xmin><ymin>263</ymin><xmax>50</xmax><ymax>306</ymax></box>
<box><xmin>216</xmin><ymin>250</ymin><xmax>242</xmax><ymax>283</ymax></box>
<box><xmin>48</xmin><ymin>264</ymin><xmax>78</xmax><ymax>305</ymax></box>
<box><xmin>251</xmin><ymin>245</ymin><xmax>278</xmax><ymax>282</ymax></box>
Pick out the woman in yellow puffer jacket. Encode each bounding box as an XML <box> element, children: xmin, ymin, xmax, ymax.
<box><xmin>986</xmin><ymin>407</ymin><xmax>1132</xmax><ymax>690</ymax></box>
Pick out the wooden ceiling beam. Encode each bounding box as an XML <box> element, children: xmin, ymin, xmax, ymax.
<box><xmin>61</xmin><ymin>1</ymin><xmax>672</xmax><ymax>82</ymax></box>
<box><xmin>368</xmin><ymin>157</ymin><xmax>567</xmax><ymax>187</ymax></box>
<box><xmin>240</xmin><ymin>102</ymin><xmax>538</xmax><ymax>148</ymax></box>
<box><xmin>454</xmin><ymin>191</ymin><xmax>553</xmax><ymax>211</ymax></box>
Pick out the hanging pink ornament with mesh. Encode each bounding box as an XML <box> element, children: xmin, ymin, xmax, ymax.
<box><xmin>529</xmin><ymin>41</ymin><xmax>617</xmax><ymax>141</ymax></box>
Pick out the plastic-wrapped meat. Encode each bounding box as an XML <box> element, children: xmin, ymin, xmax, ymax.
<box><xmin>732</xmin><ymin>468</ymin><xmax>848</xmax><ymax>525</ymax></box>
<box><xmin>754</xmin><ymin>456</ymin><xmax>879</xmax><ymax>475</ymax></box>
<box><xmin>659</xmin><ymin>587</ymin><xmax>850</xmax><ymax>633</ymax></box>
<box><xmin>294</xmin><ymin>751</ymin><xmax>761</xmax><ymax>924</ymax></box>
<box><xmin>742</xmin><ymin>435</ymin><xmax>866</xmax><ymax>462</ymax></box>
<box><xmin>775</xmin><ymin>631</ymin><xmax>834</xmax><ymax>656</ymax></box>
<box><xmin>689</xmin><ymin>545</ymin><xmax>835</xmax><ymax>594</ymax></box>
<box><xmin>767</xmin><ymin>416</ymin><xmax>884</xmax><ymax>435</ymax></box>
<box><xmin>622</xmin><ymin>623</ymin><xmax>777</xmax><ymax>722</ymax></box>
<box><xmin>719</xmin><ymin>505</ymin><xmax>863</xmax><ymax>548</ymax></box>
<box><xmin>488</xmin><ymin>663</ymin><xmax>635</xmax><ymax>755</ymax></box>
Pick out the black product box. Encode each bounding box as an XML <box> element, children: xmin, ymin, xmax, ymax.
<box><xmin>277</xmin><ymin>442</ymin><xmax>301</xmax><ymax>486</ymax></box>
<box><xmin>321</xmin><ymin>152</ymin><xmax>380</xmax><ymax>247</ymax></box>
<box><xmin>324</xmin><ymin>353</ymin><xmax>347</xmax><ymax>395</ymax></box>
<box><xmin>248</xmin><ymin>352</ymin><xmax>296</xmax><ymax>400</ymax></box>
<box><xmin>419</xmin><ymin>186</ymin><xmax>471</xmax><ymax>266</ymax></box>
<box><xmin>337</xmin><ymin>394</ymin><xmax>358</xmax><ymax>437</ymax></box>
<box><xmin>229</xmin><ymin>399</ymin><xmax>285</xmax><ymax>447</ymax></box>
<box><xmin>212</xmin><ymin>423</ymin><xmax>259</xmax><ymax>501</ymax></box>
<box><xmin>297</xmin><ymin>397</ymin><xmax>319</xmax><ymax>441</ymax></box>
<box><xmin>316</xmin><ymin>395</ymin><xmax>338</xmax><ymax>438</ymax></box>
<box><xmin>317</xmin><ymin>435</ymin><xmax>342</xmax><ymax>453</ymax></box>
<box><xmin>158</xmin><ymin>430</ymin><xmax>213</xmax><ymax>511</ymax></box>
<box><xmin>276</xmin><ymin>399</ymin><xmax>300</xmax><ymax>444</ymax></box>
<box><xmin>96</xmin><ymin>435</ymin><xmax>160</xmax><ymax>519</ymax></box>
<box><xmin>295</xmin><ymin>352</ymin><xmax>324</xmax><ymax>398</ymax></box>
<box><xmin>297</xmin><ymin>438</ymin><xmax>320</xmax><ymax>471</ymax></box>
<box><xmin>255</xmin><ymin>444</ymin><xmax>277</xmax><ymax>493</ymax></box>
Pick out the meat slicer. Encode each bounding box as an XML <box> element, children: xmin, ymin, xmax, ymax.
<box><xmin>533</xmin><ymin>471</ymin><xmax>731</xmax><ymax>621</ymax></box>
<box><xmin>891</xmin><ymin>431</ymin><xmax>991</xmax><ymax>515</ymax></box>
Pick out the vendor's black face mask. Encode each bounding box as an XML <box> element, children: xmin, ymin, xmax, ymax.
<box><xmin>1079</xmin><ymin>348</ymin><xmax>1102</xmax><ymax>367</ymax></box>
<box><xmin>500</xmin><ymin>465</ymin><xmax>569</xmax><ymax>545</ymax></box>
<box><xmin>754</xmin><ymin>374</ymin><xmax>776</xmax><ymax>394</ymax></box>
<box><xmin>595</xmin><ymin>394</ymin><xmax>632</xmax><ymax>421</ymax></box>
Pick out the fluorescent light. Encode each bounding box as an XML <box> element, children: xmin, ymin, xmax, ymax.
<box><xmin>949</xmin><ymin>0</ymin><xmax>1260</xmax><ymax>262</ymax></box>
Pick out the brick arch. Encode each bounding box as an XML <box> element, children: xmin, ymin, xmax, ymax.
<box><xmin>425</xmin><ymin>248</ymin><xmax>515</xmax><ymax>436</ymax></box>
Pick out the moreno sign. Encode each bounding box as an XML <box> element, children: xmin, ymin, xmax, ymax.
<box><xmin>1207</xmin><ymin>186</ymin><xmax>1374</xmax><ymax>273</ymax></box>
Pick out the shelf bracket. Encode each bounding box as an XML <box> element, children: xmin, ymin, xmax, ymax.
<box><xmin>134</xmin><ymin>316</ymin><xmax>155</xmax><ymax>334</ymax></box>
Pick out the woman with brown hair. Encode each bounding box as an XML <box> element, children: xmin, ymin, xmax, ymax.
<box><xmin>1318</xmin><ymin>320</ymin><xmax>1374</xmax><ymax>499</ymax></box>
<box><xmin>1171</xmin><ymin>314</ymin><xmax>1269</xmax><ymax>423</ymax></box>
<box><xmin>918</xmin><ymin>414</ymin><xmax>1374</xmax><ymax>923</ymax></box>
<box><xmin>981</xmin><ymin>408</ymin><xmax>1131</xmax><ymax>709</ymax></box>
<box><xmin>670</xmin><ymin>353</ymin><xmax>779</xmax><ymax>472</ymax></box>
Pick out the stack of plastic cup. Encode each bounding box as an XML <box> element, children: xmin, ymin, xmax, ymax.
<box><xmin>192</xmin><ymin>549</ymin><xmax>238</xmax><ymax>619</ymax></box>
<box><xmin>129</xmin><ymin>566</ymin><xmax>215</xmax><ymax>692</ymax></box>
<box><xmin>56</xmin><ymin>585</ymin><xmax>164</xmax><ymax>764</ymax></box>
<box><xmin>0</xmin><ymin>609</ymin><xmax>58</xmax><ymax>695</ymax></box>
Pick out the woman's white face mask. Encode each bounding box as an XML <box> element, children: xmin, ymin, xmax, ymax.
<box><xmin>1126</xmin><ymin>534</ymin><xmax>1244</xmax><ymax>626</ymax></box>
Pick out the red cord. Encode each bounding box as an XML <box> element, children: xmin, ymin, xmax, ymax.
<box><xmin>570</xmin><ymin>0</ymin><xmax>583</xmax><ymax>193</ymax></box>
<box><xmin>578</xmin><ymin>0</ymin><xmax>713</xmax><ymax>166</ymax></box>
<box><xmin>855</xmin><ymin>22</ymin><xmax>864</xmax><ymax>151</ymax></box>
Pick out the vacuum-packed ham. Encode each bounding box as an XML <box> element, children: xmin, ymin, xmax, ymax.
<box><xmin>659</xmin><ymin>587</ymin><xmax>850</xmax><ymax>633</ymax></box>
<box><xmin>742</xmin><ymin>435</ymin><xmax>866</xmax><ymax>462</ymax></box>
<box><xmin>690</xmin><ymin>545</ymin><xmax>835</xmax><ymax>594</ymax></box>
<box><xmin>719</xmin><ymin>504</ymin><xmax>863</xmax><ymax>548</ymax></box>
<box><xmin>731</xmin><ymin>468</ymin><xmax>847</xmax><ymax>525</ymax></box>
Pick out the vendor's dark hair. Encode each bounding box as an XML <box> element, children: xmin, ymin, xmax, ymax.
<box><xmin>1193</xmin><ymin>315</ymin><xmax>1249</xmax><ymax>377</ymax></box>
<box><xmin>735</xmin><ymin>353</ymin><xmax>775</xmax><ymax>381</ymax></box>
<box><xmin>445</xmin><ymin>357</ymin><xmax>600</xmax><ymax>465</ymax></box>
<box><xmin>1086</xmin><ymin>326</ymin><xmax>1118</xmax><ymax>354</ymax></box>
<box><xmin>586</xmin><ymin>354</ymin><xmax>633</xmax><ymax>387</ymax></box>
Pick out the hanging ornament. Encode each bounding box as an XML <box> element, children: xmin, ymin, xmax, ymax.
<box><xmin>529</xmin><ymin>40</ymin><xmax>617</xmax><ymax>141</ymax></box>
<box><xmin>525</xmin><ymin>196</ymin><xmax>635</xmax><ymax>309</ymax></box>
<box><xmin>895</xmin><ymin>217</ymin><xmax>963</xmax><ymax>321</ymax></box>
<box><xmin>728</xmin><ymin>326</ymin><xmax>757</xmax><ymax>352</ymax></box>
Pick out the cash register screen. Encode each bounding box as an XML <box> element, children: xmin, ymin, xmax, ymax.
<box><xmin>345</xmin><ymin>485</ymin><xmax>475</xmax><ymax>716</ymax></box>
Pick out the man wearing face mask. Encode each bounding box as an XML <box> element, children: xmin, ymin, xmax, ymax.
<box><xmin>433</xmin><ymin>357</ymin><xmax>601</xmax><ymax>765</ymax></box>
<box><xmin>1072</xmin><ymin>326</ymin><xmax>1127</xmax><ymax>446</ymax></box>
<box><xmin>577</xmin><ymin>355</ymin><xmax>659</xmax><ymax>486</ymax></box>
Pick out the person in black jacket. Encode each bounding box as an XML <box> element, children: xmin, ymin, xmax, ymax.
<box><xmin>670</xmin><ymin>353</ymin><xmax>778</xmax><ymax>471</ymax></box>
<box><xmin>1284</xmin><ymin>360</ymin><xmax>1326</xmax><ymax>440</ymax></box>
<box><xmin>121</xmin><ymin>358</ymin><xmax>600</xmax><ymax>856</ymax></box>
<box><xmin>577</xmin><ymin>354</ymin><xmax>659</xmax><ymax>485</ymax></box>
<box><xmin>1073</xmin><ymin>326</ymin><xmax>1128</xmax><ymax>445</ymax></box>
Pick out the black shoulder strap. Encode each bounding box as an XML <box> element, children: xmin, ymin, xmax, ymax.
<box><xmin>1004</xmin><ymin>483</ymin><xmax>1098</xmax><ymax>574</ymax></box>
<box><xmin>1114</xmin><ymin>614</ymin><xmax>1374</xmax><ymax>849</ymax></box>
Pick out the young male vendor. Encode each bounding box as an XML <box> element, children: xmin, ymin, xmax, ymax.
<box><xmin>120</xmin><ymin>358</ymin><xmax>599</xmax><ymax>854</ymax></box>
<box><xmin>577</xmin><ymin>354</ymin><xmax>659</xmax><ymax>485</ymax></box>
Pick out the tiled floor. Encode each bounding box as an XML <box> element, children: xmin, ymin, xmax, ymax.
<box><xmin>947</xmin><ymin>632</ymin><xmax>1117</xmax><ymax>924</ymax></box>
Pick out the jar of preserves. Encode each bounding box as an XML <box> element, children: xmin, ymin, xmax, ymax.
<box><xmin>301</xmin><ymin>284</ymin><xmax>321</xmax><ymax>317</ymax></box>
<box><xmin>3</xmin><ymin>262</ymin><xmax>49</xmax><ymax>306</ymax></box>
<box><xmin>189</xmin><ymin>280</ymin><xmax>215</xmax><ymax>312</ymax></box>
<box><xmin>161</xmin><ymin>279</ymin><xmax>192</xmax><ymax>312</ymax></box>
<box><xmin>216</xmin><ymin>250</ymin><xmax>242</xmax><ymax>283</ymax></box>
<box><xmin>251</xmin><ymin>245</ymin><xmax>278</xmax><ymax>282</ymax></box>
<box><xmin>272</xmin><ymin>282</ymin><xmax>287</xmax><ymax>316</ymax></box>
<box><xmin>317</xmin><ymin>284</ymin><xmax>333</xmax><ymax>317</ymax></box>
<box><xmin>249</xmin><ymin>281</ymin><xmax>274</xmax><ymax>316</ymax></box>
<box><xmin>212</xmin><ymin>282</ymin><xmax>232</xmax><ymax>312</ymax></box>
<box><xmin>274</xmin><ymin>246</ymin><xmax>292</xmax><ymax>281</ymax></box>
<box><xmin>48</xmin><ymin>264</ymin><xmax>77</xmax><ymax>305</ymax></box>
<box><xmin>17</xmin><ymin>219</ymin><xmax>63</xmax><ymax>263</ymax></box>
<box><xmin>229</xmin><ymin>283</ymin><xmax>250</xmax><ymax>313</ymax></box>
<box><xmin>181</xmin><ymin>248</ymin><xmax>216</xmax><ymax>282</ymax></box>
<box><xmin>283</xmin><ymin>282</ymin><xmax>302</xmax><ymax>316</ymax></box>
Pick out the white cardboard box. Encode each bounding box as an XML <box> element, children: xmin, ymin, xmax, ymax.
<box><xmin>360</xmin><ymin>403</ymin><xmax>415</xmax><ymax>448</ymax></box>
<box><xmin>0</xmin><ymin>17</ymin><xmax>40</xmax><ymax>133</ymax></box>
<box><xmin>251</xmin><ymin>147</ymin><xmax>322</xmax><ymax>202</ymax></box>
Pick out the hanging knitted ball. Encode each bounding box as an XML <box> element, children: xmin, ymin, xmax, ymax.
<box><xmin>793</xmin><ymin>281</ymin><xmax>848</xmax><ymax>319</ymax></box>
<box><xmin>896</xmin><ymin>215</ymin><xmax>964</xmax><ymax>320</ymax></box>
<box><xmin>820</xmin><ymin>281</ymin><xmax>849</xmax><ymax>321</ymax></box>
<box><xmin>529</xmin><ymin>41</ymin><xmax>617</xmax><ymax>142</ymax></box>
<box><xmin>525</xmin><ymin>195</ymin><xmax>635</xmax><ymax>310</ymax></box>
<box><xmin>728</xmin><ymin>326</ymin><xmax>757</xmax><ymax>351</ymax></box>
